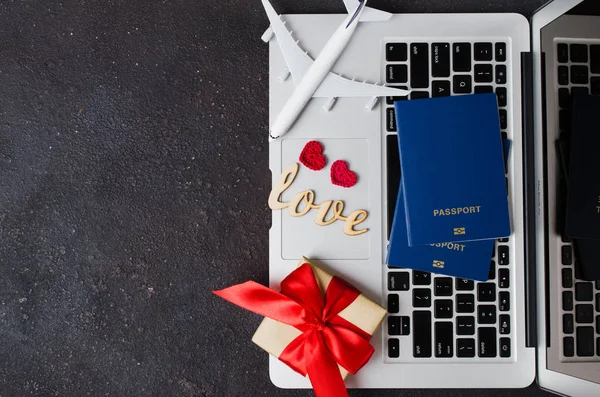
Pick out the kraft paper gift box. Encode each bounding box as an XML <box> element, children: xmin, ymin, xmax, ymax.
<box><xmin>251</xmin><ymin>256</ymin><xmax>387</xmax><ymax>380</ymax></box>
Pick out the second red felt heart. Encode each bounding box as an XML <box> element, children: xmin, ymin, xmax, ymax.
<box><xmin>299</xmin><ymin>141</ymin><xmax>327</xmax><ymax>171</ymax></box>
<box><xmin>330</xmin><ymin>160</ymin><xmax>357</xmax><ymax>188</ymax></box>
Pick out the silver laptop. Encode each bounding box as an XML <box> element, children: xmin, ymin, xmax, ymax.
<box><xmin>534</xmin><ymin>1</ymin><xmax>600</xmax><ymax>396</ymax></box>
<box><xmin>266</xmin><ymin>0</ymin><xmax>600</xmax><ymax>394</ymax></box>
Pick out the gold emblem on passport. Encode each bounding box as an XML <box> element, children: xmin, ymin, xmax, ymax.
<box><xmin>454</xmin><ymin>227</ymin><xmax>466</xmax><ymax>235</ymax></box>
<box><xmin>433</xmin><ymin>260</ymin><xmax>445</xmax><ymax>269</ymax></box>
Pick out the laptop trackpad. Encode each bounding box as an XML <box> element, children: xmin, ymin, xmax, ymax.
<box><xmin>280</xmin><ymin>138</ymin><xmax>370</xmax><ymax>260</ymax></box>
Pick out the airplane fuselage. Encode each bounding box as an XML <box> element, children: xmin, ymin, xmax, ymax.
<box><xmin>269</xmin><ymin>8</ymin><xmax>364</xmax><ymax>140</ymax></box>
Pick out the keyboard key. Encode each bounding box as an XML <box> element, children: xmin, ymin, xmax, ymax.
<box><xmin>435</xmin><ymin>300</ymin><xmax>453</xmax><ymax>319</ymax></box>
<box><xmin>592</xmin><ymin>77</ymin><xmax>600</xmax><ymax>96</ymax></box>
<box><xmin>434</xmin><ymin>322</ymin><xmax>453</xmax><ymax>358</ymax></box>
<box><xmin>488</xmin><ymin>261</ymin><xmax>496</xmax><ymax>280</ymax></box>
<box><xmin>564</xmin><ymin>337</ymin><xmax>575</xmax><ymax>357</ymax></box>
<box><xmin>457</xmin><ymin>338</ymin><xmax>476</xmax><ymax>357</ymax></box>
<box><xmin>478</xmin><ymin>327</ymin><xmax>497</xmax><ymax>357</ymax></box>
<box><xmin>389</xmin><ymin>272</ymin><xmax>409</xmax><ymax>291</ymax></box>
<box><xmin>596</xmin><ymin>294</ymin><xmax>600</xmax><ymax>312</ymax></box>
<box><xmin>499</xmin><ymin>314</ymin><xmax>510</xmax><ymax>335</ymax></box>
<box><xmin>413</xmin><ymin>271</ymin><xmax>431</xmax><ymax>286</ymax></box>
<box><xmin>432</xmin><ymin>80</ymin><xmax>451</xmax><ymax>97</ymax></box>
<box><xmin>389</xmin><ymin>316</ymin><xmax>410</xmax><ymax>335</ymax></box>
<box><xmin>570</xmin><ymin>44</ymin><xmax>588</xmax><ymax>63</ymax></box>
<box><xmin>558</xmin><ymin>66</ymin><xmax>569</xmax><ymax>85</ymax></box>
<box><xmin>576</xmin><ymin>304</ymin><xmax>594</xmax><ymax>324</ymax></box>
<box><xmin>562</xmin><ymin>245</ymin><xmax>573</xmax><ymax>265</ymax></box>
<box><xmin>557</xmin><ymin>43</ymin><xmax>569</xmax><ymax>63</ymax></box>
<box><xmin>386</xmin><ymin>134</ymin><xmax>400</xmax><ymax>239</ymax></box>
<box><xmin>496</xmin><ymin>87</ymin><xmax>507</xmax><ymax>107</ymax></box>
<box><xmin>478</xmin><ymin>305</ymin><xmax>496</xmax><ymax>324</ymax></box>
<box><xmin>597</xmin><ymin>315</ymin><xmax>599</xmax><ymax>333</ymax></box>
<box><xmin>500</xmin><ymin>338</ymin><xmax>511</xmax><ymax>357</ymax></box>
<box><xmin>388</xmin><ymin>294</ymin><xmax>399</xmax><ymax>313</ymax></box>
<box><xmin>456</xmin><ymin>278</ymin><xmax>474</xmax><ymax>291</ymax></box>
<box><xmin>576</xmin><ymin>283</ymin><xmax>594</xmax><ymax>302</ymax></box>
<box><xmin>498</xmin><ymin>246</ymin><xmax>509</xmax><ymax>266</ymax></box>
<box><xmin>386</xmin><ymin>43</ymin><xmax>408</xmax><ymax>62</ymax></box>
<box><xmin>431</xmin><ymin>43</ymin><xmax>450</xmax><ymax>77</ymax></box>
<box><xmin>474</xmin><ymin>64</ymin><xmax>493</xmax><ymax>83</ymax></box>
<box><xmin>453</xmin><ymin>43</ymin><xmax>471</xmax><ymax>72</ymax></box>
<box><xmin>456</xmin><ymin>294</ymin><xmax>475</xmax><ymax>313</ymax></box>
<box><xmin>386</xmin><ymin>86</ymin><xmax>408</xmax><ymax>104</ymax></box>
<box><xmin>496</xmin><ymin>65</ymin><xmax>507</xmax><ymax>85</ymax></box>
<box><xmin>498</xmin><ymin>269</ymin><xmax>510</xmax><ymax>289</ymax></box>
<box><xmin>410</xmin><ymin>43</ymin><xmax>429</xmax><ymax>88</ymax></box>
<box><xmin>570</xmin><ymin>65</ymin><xmax>589</xmax><ymax>85</ymax></box>
<box><xmin>591</xmin><ymin>45</ymin><xmax>600</xmax><ymax>74</ymax></box>
<box><xmin>435</xmin><ymin>277</ymin><xmax>453</xmax><ymax>296</ymax></box>
<box><xmin>499</xmin><ymin>109</ymin><xmax>507</xmax><ymax>129</ymax></box>
<box><xmin>413</xmin><ymin>311</ymin><xmax>432</xmax><ymax>357</ymax></box>
<box><xmin>478</xmin><ymin>283</ymin><xmax>496</xmax><ymax>302</ymax></box>
<box><xmin>413</xmin><ymin>288</ymin><xmax>431</xmax><ymax>308</ymax></box>
<box><xmin>475</xmin><ymin>85</ymin><xmax>493</xmax><ymax>94</ymax></box>
<box><xmin>389</xmin><ymin>316</ymin><xmax>401</xmax><ymax>335</ymax></box>
<box><xmin>400</xmin><ymin>316</ymin><xmax>410</xmax><ymax>335</ymax></box>
<box><xmin>563</xmin><ymin>291</ymin><xmax>574</xmax><ymax>311</ymax></box>
<box><xmin>387</xmin><ymin>64</ymin><xmax>408</xmax><ymax>84</ymax></box>
<box><xmin>474</xmin><ymin>43</ymin><xmax>493</xmax><ymax>61</ymax></box>
<box><xmin>495</xmin><ymin>43</ymin><xmax>506</xmax><ymax>62</ymax></box>
<box><xmin>491</xmin><ymin>243</ymin><xmax>496</xmax><ymax>258</ymax></box>
<box><xmin>499</xmin><ymin>292</ymin><xmax>510</xmax><ymax>311</ymax></box>
<box><xmin>457</xmin><ymin>316</ymin><xmax>475</xmax><ymax>335</ymax></box>
<box><xmin>576</xmin><ymin>327</ymin><xmax>595</xmax><ymax>356</ymax></box>
<box><xmin>562</xmin><ymin>268</ymin><xmax>573</xmax><ymax>288</ymax></box>
<box><xmin>388</xmin><ymin>338</ymin><xmax>400</xmax><ymax>357</ymax></box>
<box><xmin>401</xmin><ymin>316</ymin><xmax>410</xmax><ymax>335</ymax></box>
<box><xmin>410</xmin><ymin>91</ymin><xmax>429</xmax><ymax>100</ymax></box>
<box><xmin>386</xmin><ymin>108</ymin><xmax>396</xmax><ymax>132</ymax></box>
<box><xmin>558</xmin><ymin>88</ymin><xmax>570</xmax><ymax>109</ymax></box>
<box><xmin>563</xmin><ymin>314</ymin><xmax>574</xmax><ymax>334</ymax></box>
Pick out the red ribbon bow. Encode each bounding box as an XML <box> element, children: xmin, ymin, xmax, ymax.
<box><xmin>213</xmin><ymin>263</ymin><xmax>375</xmax><ymax>397</ymax></box>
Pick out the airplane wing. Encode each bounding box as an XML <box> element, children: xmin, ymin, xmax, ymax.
<box><xmin>313</xmin><ymin>72</ymin><xmax>410</xmax><ymax>98</ymax></box>
<box><xmin>261</xmin><ymin>0</ymin><xmax>313</xmax><ymax>84</ymax></box>
<box><xmin>342</xmin><ymin>0</ymin><xmax>392</xmax><ymax>21</ymax></box>
<box><xmin>262</xmin><ymin>0</ymin><xmax>408</xmax><ymax>98</ymax></box>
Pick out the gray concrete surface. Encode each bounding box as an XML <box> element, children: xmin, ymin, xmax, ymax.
<box><xmin>0</xmin><ymin>1</ymin><xmax>556</xmax><ymax>396</ymax></box>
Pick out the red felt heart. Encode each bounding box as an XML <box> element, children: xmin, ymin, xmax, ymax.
<box><xmin>299</xmin><ymin>141</ymin><xmax>326</xmax><ymax>171</ymax></box>
<box><xmin>330</xmin><ymin>160</ymin><xmax>357</xmax><ymax>188</ymax></box>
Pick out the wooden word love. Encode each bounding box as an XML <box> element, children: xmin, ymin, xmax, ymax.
<box><xmin>268</xmin><ymin>163</ymin><xmax>368</xmax><ymax>236</ymax></box>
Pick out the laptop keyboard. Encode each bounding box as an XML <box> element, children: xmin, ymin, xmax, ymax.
<box><xmin>384</xmin><ymin>41</ymin><xmax>513</xmax><ymax>361</ymax></box>
<box><xmin>555</xmin><ymin>41</ymin><xmax>600</xmax><ymax>362</ymax></box>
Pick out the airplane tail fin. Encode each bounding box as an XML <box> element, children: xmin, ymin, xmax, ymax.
<box><xmin>342</xmin><ymin>0</ymin><xmax>392</xmax><ymax>21</ymax></box>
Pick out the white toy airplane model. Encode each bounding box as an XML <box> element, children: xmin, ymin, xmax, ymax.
<box><xmin>262</xmin><ymin>0</ymin><xmax>411</xmax><ymax>141</ymax></box>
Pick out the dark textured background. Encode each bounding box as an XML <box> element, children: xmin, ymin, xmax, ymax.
<box><xmin>0</xmin><ymin>1</ymin><xmax>557</xmax><ymax>396</ymax></box>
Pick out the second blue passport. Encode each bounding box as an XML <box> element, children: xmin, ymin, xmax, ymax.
<box><xmin>387</xmin><ymin>185</ymin><xmax>494</xmax><ymax>281</ymax></box>
<box><xmin>394</xmin><ymin>93</ymin><xmax>510</xmax><ymax>246</ymax></box>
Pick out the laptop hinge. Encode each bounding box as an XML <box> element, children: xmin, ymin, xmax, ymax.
<box><xmin>521</xmin><ymin>51</ymin><xmax>537</xmax><ymax>349</ymax></box>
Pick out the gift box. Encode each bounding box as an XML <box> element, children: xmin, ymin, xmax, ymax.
<box><xmin>213</xmin><ymin>256</ymin><xmax>386</xmax><ymax>397</ymax></box>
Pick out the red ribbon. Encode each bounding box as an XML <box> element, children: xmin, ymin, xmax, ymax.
<box><xmin>213</xmin><ymin>263</ymin><xmax>376</xmax><ymax>397</ymax></box>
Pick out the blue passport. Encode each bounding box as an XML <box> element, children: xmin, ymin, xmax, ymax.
<box><xmin>394</xmin><ymin>93</ymin><xmax>510</xmax><ymax>246</ymax></box>
<box><xmin>387</xmin><ymin>185</ymin><xmax>494</xmax><ymax>281</ymax></box>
